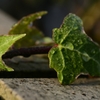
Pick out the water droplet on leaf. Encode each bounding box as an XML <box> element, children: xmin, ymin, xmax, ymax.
<box><xmin>77</xmin><ymin>40</ymin><xmax>83</xmax><ymax>44</ymax></box>
<box><xmin>58</xmin><ymin>63</ymin><xmax>62</xmax><ymax>66</ymax></box>
<box><xmin>56</xmin><ymin>58</ymin><xmax>59</xmax><ymax>60</ymax></box>
<box><xmin>91</xmin><ymin>50</ymin><xmax>96</xmax><ymax>54</ymax></box>
<box><xmin>52</xmin><ymin>50</ymin><xmax>55</xmax><ymax>54</ymax></box>
<box><xmin>77</xmin><ymin>40</ymin><xmax>80</xmax><ymax>42</ymax></box>
<box><xmin>82</xmin><ymin>53</ymin><xmax>90</xmax><ymax>62</ymax></box>
<box><xmin>66</xmin><ymin>42</ymin><xmax>74</xmax><ymax>50</ymax></box>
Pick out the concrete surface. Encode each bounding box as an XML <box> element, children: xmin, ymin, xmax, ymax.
<box><xmin>0</xmin><ymin>78</ymin><xmax>100</xmax><ymax>100</ymax></box>
<box><xmin>0</xmin><ymin>79</ymin><xmax>23</xmax><ymax>100</ymax></box>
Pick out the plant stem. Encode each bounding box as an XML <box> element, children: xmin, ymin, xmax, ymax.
<box><xmin>2</xmin><ymin>46</ymin><xmax>52</xmax><ymax>59</ymax></box>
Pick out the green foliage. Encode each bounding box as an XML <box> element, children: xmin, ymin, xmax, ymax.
<box><xmin>0</xmin><ymin>11</ymin><xmax>100</xmax><ymax>85</ymax></box>
<box><xmin>48</xmin><ymin>13</ymin><xmax>100</xmax><ymax>84</ymax></box>
<box><xmin>9</xmin><ymin>11</ymin><xmax>47</xmax><ymax>48</ymax></box>
<box><xmin>0</xmin><ymin>34</ymin><xmax>25</xmax><ymax>71</ymax></box>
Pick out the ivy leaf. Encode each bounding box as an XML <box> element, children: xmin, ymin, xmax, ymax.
<box><xmin>9</xmin><ymin>11</ymin><xmax>47</xmax><ymax>48</ymax></box>
<box><xmin>0</xmin><ymin>34</ymin><xmax>25</xmax><ymax>71</ymax></box>
<box><xmin>48</xmin><ymin>13</ymin><xmax>100</xmax><ymax>84</ymax></box>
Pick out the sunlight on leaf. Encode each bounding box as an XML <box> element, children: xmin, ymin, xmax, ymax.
<box><xmin>0</xmin><ymin>34</ymin><xmax>25</xmax><ymax>71</ymax></box>
<box><xmin>9</xmin><ymin>11</ymin><xmax>47</xmax><ymax>48</ymax></box>
<box><xmin>48</xmin><ymin>13</ymin><xmax>100</xmax><ymax>84</ymax></box>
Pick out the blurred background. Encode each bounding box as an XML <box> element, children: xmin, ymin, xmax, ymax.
<box><xmin>0</xmin><ymin>0</ymin><xmax>100</xmax><ymax>43</ymax></box>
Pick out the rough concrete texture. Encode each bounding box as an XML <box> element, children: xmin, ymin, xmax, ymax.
<box><xmin>0</xmin><ymin>80</ymin><xmax>23</xmax><ymax>100</ymax></box>
<box><xmin>1</xmin><ymin>78</ymin><xmax>100</xmax><ymax>100</ymax></box>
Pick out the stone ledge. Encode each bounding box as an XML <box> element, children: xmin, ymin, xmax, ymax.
<box><xmin>0</xmin><ymin>79</ymin><xmax>23</xmax><ymax>100</ymax></box>
<box><xmin>0</xmin><ymin>78</ymin><xmax>100</xmax><ymax>100</ymax></box>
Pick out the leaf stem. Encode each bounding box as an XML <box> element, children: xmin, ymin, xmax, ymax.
<box><xmin>2</xmin><ymin>46</ymin><xmax>52</xmax><ymax>59</ymax></box>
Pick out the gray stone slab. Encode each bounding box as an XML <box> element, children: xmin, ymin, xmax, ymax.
<box><xmin>0</xmin><ymin>78</ymin><xmax>100</xmax><ymax>100</ymax></box>
<box><xmin>0</xmin><ymin>79</ymin><xmax>24</xmax><ymax>100</ymax></box>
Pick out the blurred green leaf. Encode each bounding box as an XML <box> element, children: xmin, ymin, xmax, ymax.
<box><xmin>9</xmin><ymin>11</ymin><xmax>47</xmax><ymax>48</ymax></box>
<box><xmin>48</xmin><ymin>13</ymin><xmax>100</xmax><ymax>84</ymax></box>
<box><xmin>0</xmin><ymin>34</ymin><xmax>25</xmax><ymax>71</ymax></box>
<box><xmin>36</xmin><ymin>37</ymin><xmax>54</xmax><ymax>46</ymax></box>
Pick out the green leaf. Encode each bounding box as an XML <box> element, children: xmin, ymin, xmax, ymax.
<box><xmin>9</xmin><ymin>11</ymin><xmax>47</xmax><ymax>48</ymax></box>
<box><xmin>36</xmin><ymin>37</ymin><xmax>54</xmax><ymax>46</ymax></box>
<box><xmin>0</xmin><ymin>34</ymin><xmax>25</xmax><ymax>71</ymax></box>
<box><xmin>48</xmin><ymin>13</ymin><xmax>100</xmax><ymax>85</ymax></box>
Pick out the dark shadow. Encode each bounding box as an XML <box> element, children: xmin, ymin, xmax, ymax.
<box><xmin>71</xmin><ymin>77</ymin><xmax>100</xmax><ymax>86</ymax></box>
<box><xmin>0</xmin><ymin>70</ymin><xmax>57</xmax><ymax>78</ymax></box>
<box><xmin>0</xmin><ymin>96</ymin><xmax>5</xmax><ymax>100</ymax></box>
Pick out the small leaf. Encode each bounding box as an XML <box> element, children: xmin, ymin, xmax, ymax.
<box><xmin>0</xmin><ymin>34</ymin><xmax>25</xmax><ymax>71</ymax></box>
<box><xmin>48</xmin><ymin>13</ymin><xmax>100</xmax><ymax>84</ymax></box>
<box><xmin>9</xmin><ymin>11</ymin><xmax>47</xmax><ymax>48</ymax></box>
<box><xmin>12</xmin><ymin>27</ymin><xmax>44</xmax><ymax>48</ymax></box>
